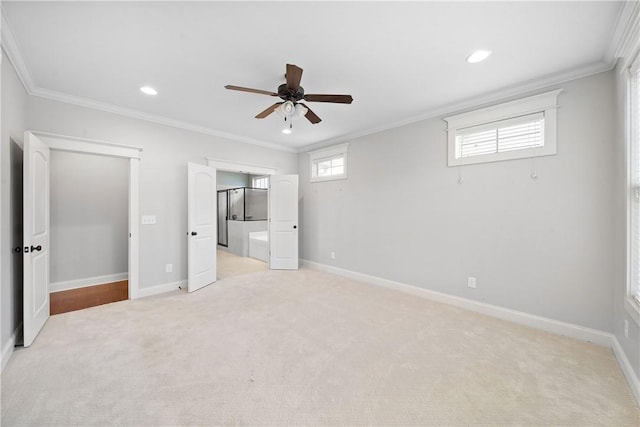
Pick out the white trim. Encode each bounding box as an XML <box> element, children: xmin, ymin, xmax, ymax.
<box><xmin>49</xmin><ymin>273</ymin><xmax>128</xmax><ymax>293</ymax></box>
<box><xmin>0</xmin><ymin>10</ymin><xmax>614</xmax><ymax>155</ymax></box>
<box><xmin>625</xmin><ymin>298</ymin><xmax>640</xmax><ymax>326</ymax></box>
<box><xmin>612</xmin><ymin>1</ymin><xmax>640</xmax><ymax>69</ymax></box>
<box><xmin>299</xmin><ymin>61</ymin><xmax>612</xmax><ymax>153</ymax></box>
<box><xmin>612</xmin><ymin>336</ymin><xmax>640</xmax><ymax>405</ymax></box>
<box><xmin>25</xmin><ymin>131</ymin><xmax>141</xmax><ymax>302</ymax></box>
<box><xmin>308</xmin><ymin>143</ymin><xmax>348</xmax><ymax>183</ymax></box>
<box><xmin>206</xmin><ymin>158</ymin><xmax>276</xmax><ymax>175</ymax></box>
<box><xmin>1</xmin><ymin>324</ymin><xmax>22</xmax><ymax>374</ymax></box>
<box><xmin>0</xmin><ymin>14</ymin><xmax>34</xmax><ymax>93</ymax></box>
<box><xmin>30</xmin><ymin>131</ymin><xmax>142</xmax><ymax>159</ymax></box>
<box><xmin>301</xmin><ymin>259</ymin><xmax>613</xmax><ymax>347</ymax></box>
<box><xmin>129</xmin><ymin>158</ymin><xmax>140</xmax><ymax>299</ymax></box>
<box><xmin>444</xmin><ymin>90</ymin><xmax>561</xmax><ymax>167</ymax></box>
<box><xmin>137</xmin><ymin>281</ymin><xmax>183</xmax><ymax>299</ymax></box>
<box><xmin>0</xmin><ymin>16</ymin><xmax>294</xmax><ymax>154</ymax></box>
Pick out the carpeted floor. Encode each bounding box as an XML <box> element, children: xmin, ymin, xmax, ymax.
<box><xmin>217</xmin><ymin>248</ymin><xmax>268</xmax><ymax>279</ymax></box>
<box><xmin>1</xmin><ymin>267</ymin><xmax>638</xmax><ymax>426</ymax></box>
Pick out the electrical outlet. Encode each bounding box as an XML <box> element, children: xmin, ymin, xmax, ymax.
<box><xmin>330</xmin><ymin>251</ymin><xmax>336</xmax><ymax>260</ymax></box>
<box><xmin>467</xmin><ymin>277</ymin><xmax>477</xmax><ymax>289</ymax></box>
<box><xmin>141</xmin><ymin>215</ymin><xmax>156</xmax><ymax>225</ymax></box>
<box><xmin>165</xmin><ymin>263</ymin><xmax>173</xmax><ymax>273</ymax></box>
<box><xmin>624</xmin><ymin>319</ymin><xmax>629</xmax><ymax>338</ymax></box>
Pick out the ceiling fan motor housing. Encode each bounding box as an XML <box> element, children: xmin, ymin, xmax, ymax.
<box><xmin>277</xmin><ymin>83</ymin><xmax>304</xmax><ymax>102</ymax></box>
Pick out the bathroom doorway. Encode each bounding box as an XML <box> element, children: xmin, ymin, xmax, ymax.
<box><xmin>211</xmin><ymin>162</ymin><xmax>274</xmax><ymax>279</ymax></box>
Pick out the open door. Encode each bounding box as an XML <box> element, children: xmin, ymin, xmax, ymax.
<box><xmin>23</xmin><ymin>132</ymin><xmax>50</xmax><ymax>347</ymax></box>
<box><xmin>187</xmin><ymin>163</ymin><xmax>217</xmax><ymax>292</ymax></box>
<box><xmin>269</xmin><ymin>174</ymin><xmax>299</xmax><ymax>269</ymax></box>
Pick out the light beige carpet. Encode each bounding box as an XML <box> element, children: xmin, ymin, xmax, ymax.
<box><xmin>217</xmin><ymin>248</ymin><xmax>268</xmax><ymax>280</ymax></box>
<box><xmin>1</xmin><ymin>268</ymin><xmax>638</xmax><ymax>426</ymax></box>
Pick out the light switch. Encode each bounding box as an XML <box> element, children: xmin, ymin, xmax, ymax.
<box><xmin>141</xmin><ymin>215</ymin><xmax>156</xmax><ymax>225</ymax></box>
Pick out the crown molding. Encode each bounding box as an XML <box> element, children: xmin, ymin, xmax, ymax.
<box><xmin>612</xmin><ymin>0</ymin><xmax>640</xmax><ymax>68</ymax></box>
<box><xmin>29</xmin><ymin>87</ymin><xmax>297</xmax><ymax>153</ymax></box>
<box><xmin>0</xmin><ymin>13</ymin><xmax>296</xmax><ymax>154</ymax></box>
<box><xmin>606</xmin><ymin>1</ymin><xmax>639</xmax><ymax>64</ymax></box>
<box><xmin>299</xmin><ymin>60</ymin><xmax>614</xmax><ymax>153</ymax></box>
<box><xmin>1</xmin><ymin>12</ymin><xmax>35</xmax><ymax>93</ymax></box>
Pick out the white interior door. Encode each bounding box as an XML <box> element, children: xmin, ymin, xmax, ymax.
<box><xmin>269</xmin><ymin>174</ymin><xmax>299</xmax><ymax>269</ymax></box>
<box><xmin>23</xmin><ymin>132</ymin><xmax>51</xmax><ymax>347</ymax></box>
<box><xmin>187</xmin><ymin>163</ymin><xmax>217</xmax><ymax>292</ymax></box>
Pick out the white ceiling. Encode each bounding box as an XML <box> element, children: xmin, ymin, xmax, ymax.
<box><xmin>1</xmin><ymin>1</ymin><xmax>626</xmax><ymax>152</ymax></box>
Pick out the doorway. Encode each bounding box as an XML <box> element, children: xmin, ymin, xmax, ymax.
<box><xmin>22</xmin><ymin>131</ymin><xmax>141</xmax><ymax>347</ymax></box>
<box><xmin>215</xmin><ymin>170</ymin><xmax>269</xmax><ymax>279</ymax></box>
<box><xmin>48</xmin><ymin>150</ymin><xmax>129</xmax><ymax>315</ymax></box>
<box><xmin>207</xmin><ymin>159</ymin><xmax>275</xmax><ymax>280</ymax></box>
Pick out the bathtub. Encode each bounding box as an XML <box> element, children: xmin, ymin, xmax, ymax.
<box><xmin>249</xmin><ymin>231</ymin><xmax>269</xmax><ymax>263</ymax></box>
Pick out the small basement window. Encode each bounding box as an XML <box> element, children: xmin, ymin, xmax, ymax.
<box><xmin>445</xmin><ymin>90</ymin><xmax>562</xmax><ymax>167</ymax></box>
<box><xmin>308</xmin><ymin>143</ymin><xmax>348</xmax><ymax>182</ymax></box>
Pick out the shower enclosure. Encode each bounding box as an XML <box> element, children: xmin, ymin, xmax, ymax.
<box><xmin>217</xmin><ymin>187</ymin><xmax>267</xmax><ymax>247</ymax></box>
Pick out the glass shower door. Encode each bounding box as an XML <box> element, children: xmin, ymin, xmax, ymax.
<box><xmin>217</xmin><ymin>190</ymin><xmax>228</xmax><ymax>246</ymax></box>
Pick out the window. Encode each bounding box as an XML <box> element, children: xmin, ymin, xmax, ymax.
<box><xmin>308</xmin><ymin>143</ymin><xmax>348</xmax><ymax>182</ymax></box>
<box><xmin>445</xmin><ymin>90</ymin><xmax>562</xmax><ymax>166</ymax></box>
<box><xmin>252</xmin><ymin>176</ymin><xmax>269</xmax><ymax>189</ymax></box>
<box><xmin>628</xmin><ymin>58</ymin><xmax>640</xmax><ymax>315</ymax></box>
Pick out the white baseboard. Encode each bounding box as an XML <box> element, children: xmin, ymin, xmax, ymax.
<box><xmin>1</xmin><ymin>323</ymin><xmax>22</xmax><ymax>374</ymax></box>
<box><xmin>137</xmin><ymin>280</ymin><xmax>183</xmax><ymax>299</ymax></box>
<box><xmin>50</xmin><ymin>272</ymin><xmax>128</xmax><ymax>293</ymax></box>
<box><xmin>613</xmin><ymin>336</ymin><xmax>640</xmax><ymax>405</ymax></box>
<box><xmin>301</xmin><ymin>260</ymin><xmax>613</xmax><ymax>347</ymax></box>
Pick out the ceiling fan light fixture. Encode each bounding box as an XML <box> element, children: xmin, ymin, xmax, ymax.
<box><xmin>293</xmin><ymin>103</ymin><xmax>308</xmax><ymax>120</ymax></box>
<box><xmin>466</xmin><ymin>50</ymin><xmax>491</xmax><ymax>64</ymax></box>
<box><xmin>139</xmin><ymin>85</ymin><xmax>158</xmax><ymax>95</ymax></box>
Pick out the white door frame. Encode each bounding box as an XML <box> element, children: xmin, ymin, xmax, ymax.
<box><xmin>27</xmin><ymin>131</ymin><xmax>143</xmax><ymax>299</ymax></box>
<box><xmin>206</xmin><ymin>158</ymin><xmax>276</xmax><ymax>266</ymax></box>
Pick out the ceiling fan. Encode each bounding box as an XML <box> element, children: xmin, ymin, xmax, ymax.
<box><xmin>225</xmin><ymin>64</ymin><xmax>353</xmax><ymax>126</ymax></box>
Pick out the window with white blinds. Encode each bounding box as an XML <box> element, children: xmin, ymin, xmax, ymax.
<box><xmin>456</xmin><ymin>113</ymin><xmax>544</xmax><ymax>159</ymax></box>
<box><xmin>628</xmin><ymin>66</ymin><xmax>640</xmax><ymax>306</ymax></box>
<box><xmin>445</xmin><ymin>90</ymin><xmax>561</xmax><ymax>167</ymax></box>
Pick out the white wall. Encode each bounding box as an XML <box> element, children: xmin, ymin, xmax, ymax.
<box><xmin>1</xmin><ymin>51</ymin><xmax>28</xmax><ymax>352</ymax></box>
<box><xmin>613</xmin><ymin>62</ymin><xmax>640</xmax><ymax>379</ymax></box>
<box><xmin>299</xmin><ymin>71</ymin><xmax>615</xmax><ymax>332</ymax></box>
<box><xmin>26</xmin><ymin>95</ymin><xmax>298</xmax><ymax>289</ymax></box>
<box><xmin>50</xmin><ymin>151</ymin><xmax>129</xmax><ymax>284</ymax></box>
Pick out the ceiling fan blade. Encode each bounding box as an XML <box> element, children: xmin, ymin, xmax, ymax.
<box><xmin>300</xmin><ymin>103</ymin><xmax>321</xmax><ymax>124</ymax></box>
<box><xmin>303</xmin><ymin>94</ymin><xmax>353</xmax><ymax>104</ymax></box>
<box><xmin>255</xmin><ymin>102</ymin><xmax>283</xmax><ymax>119</ymax></box>
<box><xmin>225</xmin><ymin>85</ymin><xmax>278</xmax><ymax>97</ymax></box>
<box><xmin>286</xmin><ymin>64</ymin><xmax>303</xmax><ymax>91</ymax></box>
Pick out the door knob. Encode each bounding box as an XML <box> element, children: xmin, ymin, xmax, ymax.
<box><xmin>30</xmin><ymin>245</ymin><xmax>42</xmax><ymax>252</ymax></box>
<box><xmin>293</xmin><ymin>225</ymin><xmax>297</xmax><ymax>229</ymax></box>
<box><xmin>13</xmin><ymin>247</ymin><xmax>21</xmax><ymax>253</ymax></box>
<box><xmin>191</xmin><ymin>231</ymin><xmax>198</xmax><ymax>236</ymax></box>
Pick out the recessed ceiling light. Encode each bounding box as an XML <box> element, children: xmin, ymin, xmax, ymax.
<box><xmin>140</xmin><ymin>86</ymin><xmax>158</xmax><ymax>95</ymax></box>
<box><xmin>466</xmin><ymin>50</ymin><xmax>492</xmax><ymax>64</ymax></box>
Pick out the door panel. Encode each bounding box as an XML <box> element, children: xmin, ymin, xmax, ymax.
<box><xmin>188</xmin><ymin>163</ymin><xmax>217</xmax><ymax>292</ymax></box>
<box><xmin>269</xmin><ymin>175</ymin><xmax>298</xmax><ymax>270</ymax></box>
<box><xmin>23</xmin><ymin>132</ymin><xmax>51</xmax><ymax>347</ymax></box>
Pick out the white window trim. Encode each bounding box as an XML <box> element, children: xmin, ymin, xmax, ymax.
<box><xmin>308</xmin><ymin>143</ymin><xmax>348</xmax><ymax>182</ymax></box>
<box><xmin>625</xmin><ymin>58</ymin><xmax>640</xmax><ymax>325</ymax></box>
<box><xmin>444</xmin><ymin>89</ymin><xmax>562</xmax><ymax>167</ymax></box>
